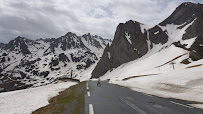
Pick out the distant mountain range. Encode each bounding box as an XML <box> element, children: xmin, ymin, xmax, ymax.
<box><xmin>92</xmin><ymin>2</ymin><xmax>203</xmax><ymax>78</ymax></box>
<box><xmin>0</xmin><ymin>32</ymin><xmax>111</xmax><ymax>92</ymax></box>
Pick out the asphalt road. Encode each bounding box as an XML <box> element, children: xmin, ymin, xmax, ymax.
<box><xmin>84</xmin><ymin>81</ymin><xmax>203</xmax><ymax>114</ymax></box>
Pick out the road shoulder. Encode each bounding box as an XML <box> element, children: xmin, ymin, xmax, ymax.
<box><xmin>32</xmin><ymin>81</ymin><xmax>86</xmax><ymax>114</ymax></box>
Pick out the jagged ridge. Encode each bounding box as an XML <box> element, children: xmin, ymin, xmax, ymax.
<box><xmin>0</xmin><ymin>32</ymin><xmax>111</xmax><ymax>92</ymax></box>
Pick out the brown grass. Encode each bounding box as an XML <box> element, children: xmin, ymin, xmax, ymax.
<box><xmin>122</xmin><ymin>74</ymin><xmax>159</xmax><ymax>81</ymax></box>
<box><xmin>155</xmin><ymin>53</ymin><xmax>187</xmax><ymax>68</ymax></box>
<box><xmin>32</xmin><ymin>81</ymin><xmax>86</xmax><ymax>114</ymax></box>
<box><xmin>122</xmin><ymin>76</ymin><xmax>140</xmax><ymax>81</ymax></box>
<box><xmin>186</xmin><ymin>64</ymin><xmax>202</xmax><ymax>69</ymax></box>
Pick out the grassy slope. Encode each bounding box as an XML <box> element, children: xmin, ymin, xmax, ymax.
<box><xmin>32</xmin><ymin>82</ymin><xmax>86</xmax><ymax>114</ymax></box>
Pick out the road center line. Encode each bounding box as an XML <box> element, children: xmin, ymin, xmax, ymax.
<box><xmin>87</xmin><ymin>91</ymin><xmax>90</xmax><ymax>96</ymax></box>
<box><xmin>87</xmin><ymin>86</ymin><xmax>89</xmax><ymax>89</ymax></box>
<box><xmin>89</xmin><ymin>104</ymin><xmax>94</xmax><ymax>114</ymax></box>
<box><xmin>120</xmin><ymin>97</ymin><xmax>147</xmax><ymax>114</ymax></box>
<box><xmin>170</xmin><ymin>101</ymin><xmax>194</xmax><ymax>108</ymax></box>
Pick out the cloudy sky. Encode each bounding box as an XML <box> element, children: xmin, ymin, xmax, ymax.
<box><xmin>0</xmin><ymin>0</ymin><xmax>202</xmax><ymax>43</ymax></box>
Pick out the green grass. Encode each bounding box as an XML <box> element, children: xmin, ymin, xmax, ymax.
<box><xmin>32</xmin><ymin>81</ymin><xmax>86</xmax><ymax>114</ymax></box>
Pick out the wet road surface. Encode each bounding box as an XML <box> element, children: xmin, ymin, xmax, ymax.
<box><xmin>85</xmin><ymin>81</ymin><xmax>203</xmax><ymax>114</ymax></box>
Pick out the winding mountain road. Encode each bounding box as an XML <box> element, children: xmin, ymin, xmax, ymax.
<box><xmin>85</xmin><ymin>81</ymin><xmax>203</xmax><ymax>114</ymax></box>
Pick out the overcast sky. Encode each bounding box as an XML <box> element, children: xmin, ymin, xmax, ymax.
<box><xmin>0</xmin><ymin>0</ymin><xmax>202</xmax><ymax>43</ymax></box>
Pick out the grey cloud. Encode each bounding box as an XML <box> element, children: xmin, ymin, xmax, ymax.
<box><xmin>0</xmin><ymin>0</ymin><xmax>203</xmax><ymax>43</ymax></box>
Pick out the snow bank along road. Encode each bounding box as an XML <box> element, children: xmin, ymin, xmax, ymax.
<box><xmin>0</xmin><ymin>82</ymin><xmax>77</xmax><ymax>114</ymax></box>
<box><xmin>85</xmin><ymin>81</ymin><xmax>203</xmax><ymax>114</ymax></box>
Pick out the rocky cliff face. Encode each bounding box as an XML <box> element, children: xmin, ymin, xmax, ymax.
<box><xmin>92</xmin><ymin>2</ymin><xmax>203</xmax><ymax>78</ymax></box>
<box><xmin>92</xmin><ymin>21</ymin><xmax>148</xmax><ymax>78</ymax></box>
<box><xmin>92</xmin><ymin>20</ymin><xmax>168</xmax><ymax>78</ymax></box>
<box><xmin>0</xmin><ymin>33</ymin><xmax>111</xmax><ymax>92</ymax></box>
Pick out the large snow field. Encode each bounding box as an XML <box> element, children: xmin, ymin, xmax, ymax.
<box><xmin>0</xmin><ymin>82</ymin><xmax>77</xmax><ymax>114</ymax></box>
<box><xmin>101</xmin><ymin>45</ymin><xmax>203</xmax><ymax>108</ymax></box>
<box><xmin>112</xmin><ymin>62</ymin><xmax>203</xmax><ymax>101</ymax></box>
<box><xmin>101</xmin><ymin>45</ymin><xmax>189</xmax><ymax>81</ymax></box>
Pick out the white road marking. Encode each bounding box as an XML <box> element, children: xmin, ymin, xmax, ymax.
<box><xmin>89</xmin><ymin>104</ymin><xmax>94</xmax><ymax>114</ymax></box>
<box><xmin>170</xmin><ymin>101</ymin><xmax>194</xmax><ymax>108</ymax></box>
<box><xmin>120</xmin><ymin>97</ymin><xmax>147</xmax><ymax>114</ymax></box>
<box><xmin>86</xmin><ymin>82</ymin><xmax>88</xmax><ymax>86</ymax></box>
<box><xmin>87</xmin><ymin>91</ymin><xmax>90</xmax><ymax>96</ymax></box>
<box><xmin>87</xmin><ymin>86</ymin><xmax>89</xmax><ymax>89</ymax></box>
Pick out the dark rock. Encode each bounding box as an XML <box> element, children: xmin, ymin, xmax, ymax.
<box><xmin>21</xmin><ymin>59</ymin><xmax>37</xmax><ymax>67</ymax></box>
<box><xmin>50</xmin><ymin>58</ymin><xmax>59</xmax><ymax>67</ymax></box>
<box><xmin>32</xmin><ymin>70</ymin><xmax>39</xmax><ymax>75</ymax></box>
<box><xmin>0</xmin><ymin>43</ymin><xmax>5</xmax><ymax>49</ymax></box>
<box><xmin>189</xmin><ymin>36</ymin><xmax>203</xmax><ymax>59</ymax></box>
<box><xmin>59</xmin><ymin>53</ymin><xmax>70</xmax><ymax>62</ymax></box>
<box><xmin>51</xmin><ymin>67</ymin><xmax>60</xmax><ymax>71</ymax></box>
<box><xmin>40</xmin><ymin>71</ymin><xmax>49</xmax><ymax>78</ymax></box>
<box><xmin>19</xmin><ymin>71</ymin><xmax>27</xmax><ymax>79</ymax></box>
<box><xmin>148</xmin><ymin>25</ymin><xmax>168</xmax><ymax>44</ymax></box>
<box><xmin>82</xmin><ymin>33</ymin><xmax>103</xmax><ymax>49</ymax></box>
<box><xmin>182</xmin><ymin>18</ymin><xmax>203</xmax><ymax>40</ymax></box>
<box><xmin>3</xmin><ymin>36</ymin><xmax>34</xmax><ymax>55</ymax></box>
<box><xmin>173</xmin><ymin>41</ymin><xmax>188</xmax><ymax>50</ymax></box>
<box><xmin>0</xmin><ymin>57</ymin><xmax>5</xmax><ymax>63</ymax></box>
<box><xmin>160</xmin><ymin>2</ymin><xmax>202</xmax><ymax>26</ymax></box>
<box><xmin>91</xmin><ymin>44</ymin><xmax>111</xmax><ymax>78</ymax></box>
<box><xmin>2</xmin><ymin>53</ymin><xmax>7</xmax><ymax>56</ymax></box>
<box><xmin>189</xmin><ymin>51</ymin><xmax>202</xmax><ymax>61</ymax></box>
<box><xmin>0</xmin><ymin>67</ymin><xmax>2</xmax><ymax>73</ymax></box>
<box><xmin>71</xmin><ymin>54</ymin><xmax>81</xmax><ymax>63</ymax></box>
<box><xmin>36</xmin><ymin>58</ymin><xmax>41</xmax><ymax>61</ymax></box>
<box><xmin>76</xmin><ymin>58</ymin><xmax>95</xmax><ymax>70</ymax></box>
<box><xmin>92</xmin><ymin>20</ymin><xmax>149</xmax><ymax>78</ymax></box>
<box><xmin>181</xmin><ymin>59</ymin><xmax>191</xmax><ymax>64</ymax></box>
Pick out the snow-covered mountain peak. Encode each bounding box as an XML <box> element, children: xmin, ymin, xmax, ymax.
<box><xmin>2</xmin><ymin>36</ymin><xmax>40</xmax><ymax>55</ymax></box>
<box><xmin>64</xmin><ymin>32</ymin><xmax>77</xmax><ymax>37</ymax></box>
<box><xmin>0</xmin><ymin>32</ymin><xmax>111</xmax><ymax>92</ymax></box>
<box><xmin>160</xmin><ymin>2</ymin><xmax>203</xmax><ymax>26</ymax></box>
<box><xmin>81</xmin><ymin>33</ymin><xmax>111</xmax><ymax>50</ymax></box>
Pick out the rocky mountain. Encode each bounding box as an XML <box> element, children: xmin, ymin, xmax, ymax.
<box><xmin>0</xmin><ymin>32</ymin><xmax>111</xmax><ymax>92</ymax></box>
<box><xmin>92</xmin><ymin>2</ymin><xmax>203</xmax><ymax>78</ymax></box>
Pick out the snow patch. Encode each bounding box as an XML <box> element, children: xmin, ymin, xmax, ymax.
<box><xmin>159</xmin><ymin>18</ymin><xmax>197</xmax><ymax>48</ymax></box>
<box><xmin>125</xmin><ymin>32</ymin><xmax>132</xmax><ymax>44</ymax></box>
<box><xmin>101</xmin><ymin>45</ymin><xmax>188</xmax><ymax>81</ymax></box>
<box><xmin>113</xmin><ymin>62</ymin><xmax>203</xmax><ymax>108</ymax></box>
<box><xmin>190</xmin><ymin>104</ymin><xmax>203</xmax><ymax>109</ymax></box>
<box><xmin>154</xmin><ymin>31</ymin><xmax>159</xmax><ymax>35</ymax></box>
<box><xmin>140</xmin><ymin>24</ymin><xmax>154</xmax><ymax>34</ymax></box>
<box><xmin>0</xmin><ymin>82</ymin><xmax>76</xmax><ymax>114</ymax></box>
<box><xmin>107</xmin><ymin>52</ymin><xmax>111</xmax><ymax>59</ymax></box>
<box><xmin>181</xmin><ymin>37</ymin><xmax>197</xmax><ymax>48</ymax></box>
